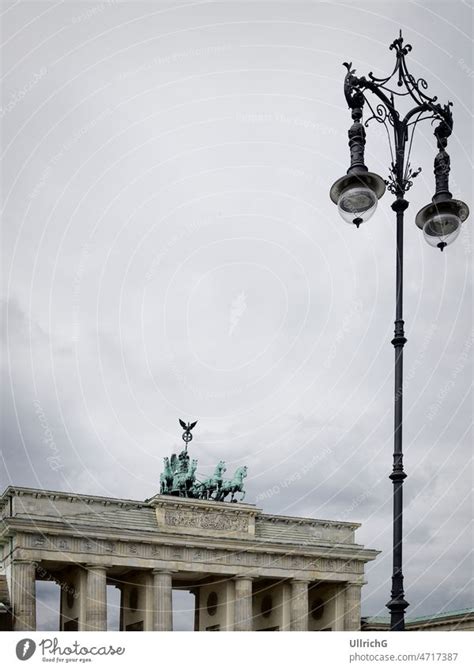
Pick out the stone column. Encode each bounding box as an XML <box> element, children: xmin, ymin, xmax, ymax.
<box><xmin>290</xmin><ymin>580</ymin><xmax>309</xmax><ymax>631</ymax></box>
<box><xmin>85</xmin><ymin>565</ymin><xmax>107</xmax><ymax>631</ymax></box>
<box><xmin>152</xmin><ymin>570</ymin><xmax>173</xmax><ymax>631</ymax></box>
<box><xmin>332</xmin><ymin>584</ymin><xmax>347</xmax><ymax>631</ymax></box>
<box><xmin>59</xmin><ymin>581</ymin><xmax>64</xmax><ymax>631</ymax></box>
<box><xmin>190</xmin><ymin>588</ymin><xmax>200</xmax><ymax>632</ymax></box>
<box><xmin>117</xmin><ymin>584</ymin><xmax>124</xmax><ymax>632</ymax></box>
<box><xmin>234</xmin><ymin>576</ymin><xmax>253</xmax><ymax>631</ymax></box>
<box><xmin>280</xmin><ymin>582</ymin><xmax>292</xmax><ymax>631</ymax></box>
<box><xmin>344</xmin><ymin>582</ymin><xmax>362</xmax><ymax>631</ymax></box>
<box><xmin>12</xmin><ymin>560</ymin><xmax>36</xmax><ymax>631</ymax></box>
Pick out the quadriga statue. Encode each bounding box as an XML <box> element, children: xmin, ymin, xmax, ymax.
<box><xmin>158</xmin><ymin>420</ymin><xmax>248</xmax><ymax>503</ymax></box>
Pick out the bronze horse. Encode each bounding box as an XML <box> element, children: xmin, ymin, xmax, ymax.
<box><xmin>214</xmin><ymin>466</ymin><xmax>248</xmax><ymax>503</ymax></box>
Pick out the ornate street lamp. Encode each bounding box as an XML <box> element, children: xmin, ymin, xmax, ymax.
<box><xmin>329</xmin><ymin>32</ymin><xmax>469</xmax><ymax>631</ymax></box>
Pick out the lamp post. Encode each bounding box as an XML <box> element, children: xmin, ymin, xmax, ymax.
<box><xmin>329</xmin><ymin>32</ymin><xmax>469</xmax><ymax>631</ymax></box>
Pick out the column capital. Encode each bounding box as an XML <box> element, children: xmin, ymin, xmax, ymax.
<box><xmin>152</xmin><ymin>569</ymin><xmax>176</xmax><ymax>576</ymax></box>
<box><xmin>234</xmin><ymin>574</ymin><xmax>256</xmax><ymax>581</ymax></box>
<box><xmin>84</xmin><ymin>564</ymin><xmax>108</xmax><ymax>571</ymax></box>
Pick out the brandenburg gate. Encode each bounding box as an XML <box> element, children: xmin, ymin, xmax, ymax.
<box><xmin>0</xmin><ymin>423</ymin><xmax>379</xmax><ymax>631</ymax></box>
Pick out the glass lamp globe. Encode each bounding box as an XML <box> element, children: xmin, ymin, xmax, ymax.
<box><xmin>422</xmin><ymin>212</ymin><xmax>461</xmax><ymax>251</ymax></box>
<box><xmin>416</xmin><ymin>198</ymin><xmax>469</xmax><ymax>251</ymax></box>
<box><xmin>337</xmin><ymin>185</ymin><xmax>378</xmax><ymax>227</ymax></box>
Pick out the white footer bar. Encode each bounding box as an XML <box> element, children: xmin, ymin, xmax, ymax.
<box><xmin>1</xmin><ymin>631</ymin><xmax>472</xmax><ymax>670</ymax></box>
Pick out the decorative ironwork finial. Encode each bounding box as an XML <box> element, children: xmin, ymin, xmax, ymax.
<box><xmin>179</xmin><ymin>419</ymin><xmax>197</xmax><ymax>448</ymax></box>
<box><xmin>389</xmin><ymin>30</ymin><xmax>412</xmax><ymax>58</ymax></box>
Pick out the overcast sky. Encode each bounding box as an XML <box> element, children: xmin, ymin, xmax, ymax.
<box><xmin>1</xmin><ymin>0</ymin><xmax>472</xmax><ymax>630</ymax></box>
